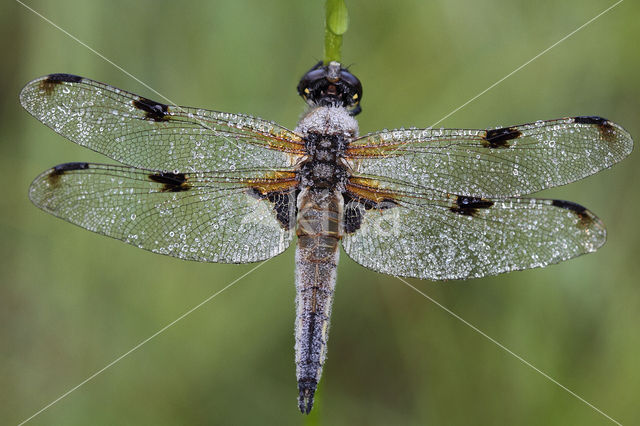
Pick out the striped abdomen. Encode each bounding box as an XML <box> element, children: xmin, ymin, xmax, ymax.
<box><xmin>294</xmin><ymin>188</ymin><xmax>343</xmax><ymax>414</ymax></box>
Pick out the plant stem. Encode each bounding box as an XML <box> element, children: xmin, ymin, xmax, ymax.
<box><xmin>324</xmin><ymin>0</ymin><xmax>349</xmax><ymax>64</ymax></box>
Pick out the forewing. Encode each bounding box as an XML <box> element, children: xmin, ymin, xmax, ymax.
<box><xmin>29</xmin><ymin>163</ymin><xmax>297</xmax><ymax>263</ymax></box>
<box><xmin>347</xmin><ymin>117</ymin><xmax>633</xmax><ymax>197</ymax></box>
<box><xmin>342</xmin><ymin>178</ymin><xmax>605</xmax><ymax>280</ymax></box>
<box><xmin>20</xmin><ymin>74</ymin><xmax>305</xmax><ymax>172</ymax></box>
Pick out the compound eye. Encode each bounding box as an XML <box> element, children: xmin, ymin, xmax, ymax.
<box><xmin>301</xmin><ymin>68</ymin><xmax>327</xmax><ymax>88</ymax></box>
<box><xmin>297</xmin><ymin>67</ymin><xmax>328</xmax><ymax>99</ymax></box>
<box><xmin>306</xmin><ymin>68</ymin><xmax>328</xmax><ymax>82</ymax></box>
<box><xmin>339</xmin><ymin>70</ymin><xmax>361</xmax><ymax>88</ymax></box>
<box><xmin>297</xmin><ymin>61</ymin><xmax>363</xmax><ymax>111</ymax></box>
<box><xmin>339</xmin><ymin>70</ymin><xmax>362</xmax><ymax>101</ymax></box>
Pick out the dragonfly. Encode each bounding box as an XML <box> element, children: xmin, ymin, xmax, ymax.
<box><xmin>20</xmin><ymin>61</ymin><xmax>633</xmax><ymax>414</ymax></box>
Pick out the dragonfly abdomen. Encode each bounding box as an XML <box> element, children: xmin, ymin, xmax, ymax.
<box><xmin>294</xmin><ymin>188</ymin><xmax>343</xmax><ymax>414</ymax></box>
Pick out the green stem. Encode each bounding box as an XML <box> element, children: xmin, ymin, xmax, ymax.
<box><xmin>324</xmin><ymin>0</ymin><xmax>349</xmax><ymax>64</ymax></box>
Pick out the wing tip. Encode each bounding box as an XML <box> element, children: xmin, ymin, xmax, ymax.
<box><xmin>29</xmin><ymin>162</ymin><xmax>91</xmax><ymax>203</ymax></box>
<box><xmin>550</xmin><ymin>199</ymin><xmax>607</xmax><ymax>249</ymax></box>
<box><xmin>43</xmin><ymin>73</ymin><xmax>83</xmax><ymax>83</ymax></box>
<box><xmin>52</xmin><ymin>161</ymin><xmax>91</xmax><ymax>173</ymax></box>
<box><xmin>573</xmin><ymin>115</ymin><xmax>608</xmax><ymax>125</ymax></box>
<box><xmin>20</xmin><ymin>73</ymin><xmax>85</xmax><ymax>111</ymax></box>
<box><xmin>572</xmin><ymin>116</ymin><xmax>634</xmax><ymax>158</ymax></box>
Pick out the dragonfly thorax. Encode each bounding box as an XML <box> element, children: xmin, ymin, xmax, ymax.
<box><xmin>299</xmin><ymin>132</ymin><xmax>348</xmax><ymax>190</ymax></box>
<box><xmin>295</xmin><ymin>106</ymin><xmax>358</xmax><ymax>192</ymax></box>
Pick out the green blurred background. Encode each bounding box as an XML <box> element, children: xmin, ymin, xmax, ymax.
<box><xmin>1</xmin><ymin>0</ymin><xmax>638</xmax><ymax>424</ymax></box>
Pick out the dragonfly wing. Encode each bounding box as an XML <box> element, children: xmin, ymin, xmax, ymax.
<box><xmin>20</xmin><ymin>74</ymin><xmax>305</xmax><ymax>172</ymax></box>
<box><xmin>341</xmin><ymin>178</ymin><xmax>606</xmax><ymax>280</ymax></box>
<box><xmin>29</xmin><ymin>163</ymin><xmax>297</xmax><ymax>263</ymax></box>
<box><xmin>347</xmin><ymin>117</ymin><xmax>633</xmax><ymax>197</ymax></box>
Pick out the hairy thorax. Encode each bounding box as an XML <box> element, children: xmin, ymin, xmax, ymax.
<box><xmin>295</xmin><ymin>106</ymin><xmax>359</xmax><ymax>193</ymax></box>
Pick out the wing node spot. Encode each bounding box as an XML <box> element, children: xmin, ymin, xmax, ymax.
<box><xmin>148</xmin><ymin>171</ymin><xmax>192</xmax><ymax>192</ymax></box>
<box><xmin>450</xmin><ymin>195</ymin><xmax>494</xmax><ymax>217</ymax></box>
<box><xmin>483</xmin><ymin>126</ymin><xmax>522</xmax><ymax>148</ymax></box>
<box><xmin>132</xmin><ymin>97</ymin><xmax>170</xmax><ymax>122</ymax></box>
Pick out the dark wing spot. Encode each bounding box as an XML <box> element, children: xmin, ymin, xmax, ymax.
<box><xmin>343</xmin><ymin>201</ymin><xmax>364</xmax><ymax>234</ymax></box>
<box><xmin>47</xmin><ymin>162</ymin><xmax>89</xmax><ymax>186</ymax></box>
<box><xmin>342</xmin><ymin>192</ymin><xmax>397</xmax><ymax>234</ymax></box>
<box><xmin>133</xmin><ymin>97</ymin><xmax>169</xmax><ymax>122</ymax></box>
<box><xmin>574</xmin><ymin>116</ymin><xmax>616</xmax><ymax>144</ymax></box>
<box><xmin>44</xmin><ymin>73</ymin><xmax>83</xmax><ymax>83</ymax></box>
<box><xmin>39</xmin><ymin>73</ymin><xmax>83</xmax><ymax>95</ymax></box>
<box><xmin>551</xmin><ymin>199</ymin><xmax>594</xmax><ymax>229</ymax></box>
<box><xmin>149</xmin><ymin>172</ymin><xmax>191</xmax><ymax>192</ymax></box>
<box><xmin>574</xmin><ymin>116</ymin><xmax>608</xmax><ymax>126</ymax></box>
<box><xmin>450</xmin><ymin>196</ymin><xmax>494</xmax><ymax>216</ymax></box>
<box><xmin>246</xmin><ymin>188</ymin><xmax>263</xmax><ymax>200</ymax></box>
<box><xmin>483</xmin><ymin>126</ymin><xmax>521</xmax><ymax>148</ymax></box>
<box><xmin>246</xmin><ymin>188</ymin><xmax>297</xmax><ymax>230</ymax></box>
<box><xmin>344</xmin><ymin>192</ymin><xmax>397</xmax><ymax>211</ymax></box>
<box><xmin>52</xmin><ymin>162</ymin><xmax>90</xmax><ymax>174</ymax></box>
<box><xmin>551</xmin><ymin>199</ymin><xmax>586</xmax><ymax>214</ymax></box>
<box><xmin>267</xmin><ymin>190</ymin><xmax>297</xmax><ymax>230</ymax></box>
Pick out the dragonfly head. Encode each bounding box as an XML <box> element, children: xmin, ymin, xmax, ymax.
<box><xmin>297</xmin><ymin>61</ymin><xmax>362</xmax><ymax>116</ymax></box>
